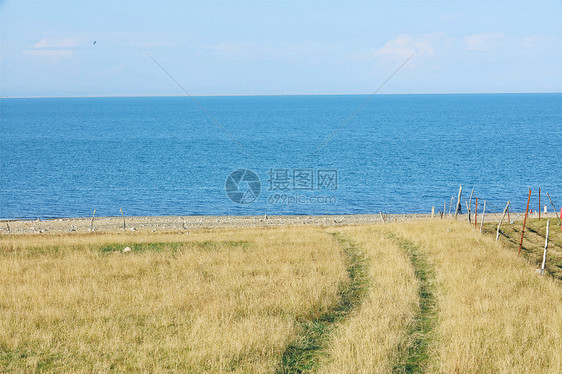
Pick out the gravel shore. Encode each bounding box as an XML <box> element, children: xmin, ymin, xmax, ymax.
<box><xmin>2</xmin><ymin>212</ymin><xmax>557</xmax><ymax>235</ymax></box>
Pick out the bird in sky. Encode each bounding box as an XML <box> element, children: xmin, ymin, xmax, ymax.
<box><xmin>93</xmin><ymin>41</ymin><xmax>96</xmax><ymax>45</ymax></box>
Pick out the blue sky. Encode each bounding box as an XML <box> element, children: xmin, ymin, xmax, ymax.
<box><xmin>1</xmin><ymin>0</ymin><xmax>561</xmax><ymax>97</ymax></box>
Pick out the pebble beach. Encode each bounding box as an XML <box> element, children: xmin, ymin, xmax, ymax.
<box><xmin>2</xmin><ymin>212</ymin><xmax>557</xmax><ymax>235</ymax></box>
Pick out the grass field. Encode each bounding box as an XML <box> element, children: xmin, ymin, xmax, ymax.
<box><xmin>483</xmin><ymin>217</ymin><xmax>562</xmax><ymax>281</ymax></box>
<box><xmin>1</xmin><ymin>219</ymin><xmax>561</xmax><ymax>373</ymax></box>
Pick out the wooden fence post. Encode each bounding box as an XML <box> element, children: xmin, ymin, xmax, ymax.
<box><xmin>454</xmin><ymin>185</ymin><xmax>463</xmax><ymax>219</ymax></box>
<box><xmin>449</xmin><ymin>196</ymin><xmax>454</xmax><ymax>216</ymax></box>
<box><xmin>539</xmin><ymin>187</ymin><xmax>541</xmax><ymax>220</ymax></box>
<box><xmin>443</xmin><ymin>202</ymin><xmax>446</xmax><ymax>219</ymax></box>
<box><xmin>518</xmin><ymin>189</ymin><xmax>532</xmax><ymax>255</ymax></box>
<box><xmin>480</xmin><ymin>200</ymin><xmax>487</xmax><ymax>233</ymax></box>
<box><xmin>468</xmin><ymin>188</ymin><xmax>474</xmax><ymax>224</ymax></box>
<box><xmin>379</xmin><ymin>212</ymin><xmax>385</xmax><ymax>223</ymax></box>
<box><xmin>431</xmin><ymin>206</ymin><xmax>435</xmax><ymax>219</ymax></box>
<box><xmin>90</xmin><ymin>209</ymin><xmax>96</xmax><ymax>231</ymax></box>
<box><xmin>546</xmin><ymin>192</ymin><xmax>561</xmax><ymax>225</ymax></box>
<box><xmin>120</xmin><ymin>208</ymin><xmax>126</xmax><ymax>230</ymax></box>
<box><xmin>496</xmin><ymin>201</ymin><xmax>511</xmax><ymax>241</ymax></box>
<box><xmin>540</xmin><ymin>220</ymin><xmax>550</xmax><ymax>275</ymax></box>
<box><xmin>474</xmin><ymin>197</ymin><xmax>478</xmax><ymax>228</ymax></box>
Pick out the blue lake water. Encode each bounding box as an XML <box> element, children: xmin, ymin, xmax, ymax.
<box><xmin>0</xmin><ymin>94</ymin><xmax>560</xmax><ymax>219</ymax></box>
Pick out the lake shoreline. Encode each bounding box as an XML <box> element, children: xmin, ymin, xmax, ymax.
<box><xmin>2</xmin><ymin>212</ymin><xmax>558</xmax><ymax>235</ymax></box>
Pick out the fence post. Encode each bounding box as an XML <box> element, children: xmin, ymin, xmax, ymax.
<box><xmin>518</xmin><ymin>189</ymin><xmax>532</xmax><ymax>255</ymax></box>
<box><xmin>540</xmin><ymin>220</ymin><xmax>550</xmax><ymax>275</ymax></box>
<box><xmin>468</xmin><ymin>188</ymin><xmax>474</xmax><ymax>224</ymax></box>
<box><xmin>449</xmin><ymin>196</ymin><xmax>454</xmax><ymax>216</ymax></box>
<box><xmin>90</xmin><ymin>209</ymin><xmax>96</xmax><ymax>231</ymax></box>
<box><xmin>120</xmin><ymin>208</ymin><xmax>126</xmax><ymax>230</ymax></box>
<box><xmin>480</xmin><ymin>200</ymin><xmax>487</xmax><ymax>233</ymax></box>
<box><xmin>496</xmin><ymin>201</ymin><xmax>511</xmax><ymax>241</ymax></box>
<box><xmin>546</xmin><ymin>192</ymin><xmax>561</xmax><ymax>225</ymax></box>
<box><xmin>431</xmin><ymin>206</ymin><xmax>435</xmax><ymax>219</ymax></box>
<box><xmin>474</xmin><ymin>197</ymin><xmax>478</xmax><ymax>228</ymax></box>
<box><xmin>539</xmin><ymin>187</ymin><xmax>541</xmax><ymax>220</ymax></box>
<box><xmin>454</xmin><ymin>185</ymin><xmax>463</xmax><ymax>219</ymax></box>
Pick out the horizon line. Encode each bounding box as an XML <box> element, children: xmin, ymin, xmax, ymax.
<box><xmin>1</xmin><ymin>91</ymin><xmax>561</xmax><ymax>99</ymax></box>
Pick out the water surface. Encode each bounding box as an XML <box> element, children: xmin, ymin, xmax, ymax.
<box><xmin>1</xmin><ymin>94</ymin><xmax>560</xmax><ymax>218</ymax></box>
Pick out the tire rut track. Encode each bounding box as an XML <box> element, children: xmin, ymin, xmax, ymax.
<box><xmin>388</xmin><ymin>233</ymin><xmax>438</xmax><ymax>374</ymax></box>
<box><xmin>276</xmin><ymin>232</ymin><xmax>369</xmax><ymax>373</ymax></box>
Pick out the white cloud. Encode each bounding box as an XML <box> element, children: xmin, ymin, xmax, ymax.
<box><xmin>368</xmin><ymin>33</ymin><xmax>451</xmax><ymax>63</ymax></box>
<box><xmin>464</xmin><ymin>32</ymin><xmax>505</xmax><ymax>51</ymax></box>
<box><xmin>34</xmin><ymin>37</ymin><xmax>80</xmax><ymax>49</ymax></box>
<box><xmin>375</xmin><ymin>36</ymin><xmax>418</xmax><ymax>60</ymax></box>
<box><xmin>24</xmin><ymin>37</ymin><xmax>80</xmax><ymax>62</ymax></box>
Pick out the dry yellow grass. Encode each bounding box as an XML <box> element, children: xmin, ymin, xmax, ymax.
<box><xmin>389</xmin><ymin>220</ymin><xmax>562</xmax><ymax>373</ymax></box>
<box><xmin>0</xmin><ymin>227</ymin><xmax>346</xmax><ymax>372</ymax></box>
<box><xmin>482</xmin><ymin>218</ymin><xmax>562</xmax><ymax>281</ymax></box>
<box><xmin>318</xmin><ymin>226</ymin><xmax>419</xmax><ymax>373</ymax></box>
<box><xmin>2</xmin><ymin>220</ymin><xmax>562</xmax><ymax>373</ymax></box>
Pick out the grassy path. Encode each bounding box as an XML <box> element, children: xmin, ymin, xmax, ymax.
<box><xmin>388</xmin><ymin>234</ymin><xmax>438</xmax><ymax>373</ymax></box>
<box><xmin>277</xmin><ymin>232</ymin><xmax>369</xmax><ymax>373</ymax></box>
<box><xmin>4</xmin><ymin>222</ymin><xmax>562</xmax><ymax>372</ymax></box>
<box><xmin>391</xmin><ymin>220</ymin><xmax>562</xmax><ymax>372</ymax></box>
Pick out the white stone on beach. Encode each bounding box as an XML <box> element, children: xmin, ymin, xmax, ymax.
<box><xmin>123</xmin><ymin>247</ymin><xmax>131</xmax><ymax>252</ymax></box>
